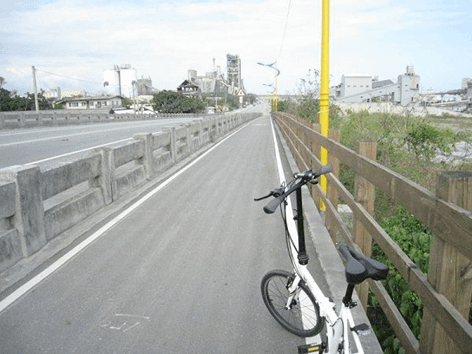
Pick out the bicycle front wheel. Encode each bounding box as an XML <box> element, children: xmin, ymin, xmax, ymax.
<box><xmin>261</xmin><ymin>270</ymin><xmax>324</xmax><ymax>337</ymax></box>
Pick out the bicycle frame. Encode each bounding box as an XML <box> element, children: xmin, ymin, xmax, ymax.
<box><xmin>283</xmin><ymin>181</ymin><xmax>365</xmax><ymax>354</ymax></box>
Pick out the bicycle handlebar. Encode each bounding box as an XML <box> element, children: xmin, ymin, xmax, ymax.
<box><xmin>263</xmin><ymin>195</ymin><xmax>286</xmax><ymax>214</ymax></box>
<box><xmin>259</xmin><ymin>164</ymin><xmax>333</xmax><ymax>214</ymax></box>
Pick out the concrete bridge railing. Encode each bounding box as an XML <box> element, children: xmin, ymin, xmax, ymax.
<box><xmin>0</xmin><ymin>110</ymin><xmax>217</xmax><ymax>130</ymax></box>
<box><xmin>0</xmin><ymin>112</ymin><xmax>261</xmax><ymax>275</ymax></box>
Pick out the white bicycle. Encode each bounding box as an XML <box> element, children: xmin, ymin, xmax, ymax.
<box><xmin>255</xmin><ymin>164</ymin><xmax>388</xmax><ymax>353</ymax></box>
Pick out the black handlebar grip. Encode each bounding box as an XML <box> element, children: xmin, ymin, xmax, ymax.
<box><xmin>318</xmin><ymin>163</ymin><xmax>333</xmax><ymax>176</ymax></box>
<box><xmin>263</xmin><ymin>196</ymin><xmax>284</xmax><ymax>214</ymax></box>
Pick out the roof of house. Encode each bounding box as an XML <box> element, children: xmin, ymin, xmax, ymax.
<box><xmin>177</xmin><ymin>80</ymin><xmax>200</xmax><ymax>90</ymax></box>
<box><xmin>60</xmin><ymin>95</ymin><xmax>123</xmax><ymax>102</ymax></box>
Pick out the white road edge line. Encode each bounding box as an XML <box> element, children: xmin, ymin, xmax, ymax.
<box><xmin>268</xmin><ymin>117</ymin><xmax>320</xmax><ymax>345</ymax></box>
<box><xmin>0</xmin><ymin>118</ymin><xmax>256</xmax><ymax>314</ymax></box>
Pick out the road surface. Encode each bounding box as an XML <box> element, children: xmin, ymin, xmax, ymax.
<box><xmin>0</xmin><ymin>118</ymin><xmax>196</xmax><ymax>169</ymax></box>
<box><xmin>0</xmin><ymin>113</ymin><xmax>327</xmax><ymax>353</ymax></box>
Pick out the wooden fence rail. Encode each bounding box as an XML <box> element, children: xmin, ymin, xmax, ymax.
<box><xmin>273</xmin><ymin>112</ymin><xmax>472</xmax><ymax>354</ymax></box>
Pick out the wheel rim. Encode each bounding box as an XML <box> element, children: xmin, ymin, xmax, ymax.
<box><xmin>263</xmin><ymin>272</ymin><xmax>322</xmax><ymax>336</ymax></box>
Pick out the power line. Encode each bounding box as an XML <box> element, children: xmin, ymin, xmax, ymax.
<box><xmin>277</xmin><ymin>0</ymin><xmax>292</xmax><ymax>62</ymax></box>
<box><xmin>35</xmin><ymin>68</ymin><xmax>104</xmax><ymax>86</ymax></box>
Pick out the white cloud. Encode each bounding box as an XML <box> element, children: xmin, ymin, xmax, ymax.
<box><xmin>1</xmin><ymin>0</ymin><xmax>471</xmax><ymax>96</ymax></box>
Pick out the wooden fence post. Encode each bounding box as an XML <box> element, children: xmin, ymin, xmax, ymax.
<box><xmin>326</xmin><ymin>129</ymin><xmax>340</xmax><ymax>242</ymax></box>
<box><xmin>354</xmin><ymin>141</ymin><xmax>377</xmax><ymax>309</ymax></box>
<box><xmin>420</xmin><ymin>171</ymin><xmax>472</xmax><ymax>354</ymax></box>
<box><xmin>310</xmin><ymin>124</ymin><xmax>321</xmax><ymax>209</ymax></box>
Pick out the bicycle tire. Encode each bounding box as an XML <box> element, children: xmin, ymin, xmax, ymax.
<box><xmin>261</xmin><ymin>269</ymin><xmax>324</xmax><ymax>337</ymax></box>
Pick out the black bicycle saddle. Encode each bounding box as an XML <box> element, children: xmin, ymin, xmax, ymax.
<box><xmin>338</xmin><ymin>244</ymin><xmax>389</xmax><ymax>285</ymax></box>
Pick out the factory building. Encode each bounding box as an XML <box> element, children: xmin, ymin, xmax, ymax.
<box><xmin>336</xmin><ymin>66</ymin><xmax>420</xmax><ymax>106</ymax></box>
<box><xmin>227</xmin><ymin>54</ymin><xmax>242</xmax><ymax>94</ymax></box>
<box><xmin>137</xmin><ymin>76</ymin><xmax>154</xmax><ymax>96</ymax></box>
<box><xmin>463</xmin><ymin>78</ymin><xmax>472</xmax><ymax>98</ymax></box>
<box><xmin>103</xmin><ymin>64</ymin><xmax>138</xmax><ymax>98</ymax></box>
<box><xmin>179</xmin><ymin>56</ymin><xmax>241</xmax><ymax>96</ymax></box>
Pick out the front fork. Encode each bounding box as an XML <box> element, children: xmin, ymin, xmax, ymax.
<box><xmin>285</xmin><ymin>273</ymin><xmax>302</xmax><ymax>309</ymax></box>
<box><xmin>288</xmin><ymin>272</ymin><xmax>346</xmax><ymax>354</ymax></box>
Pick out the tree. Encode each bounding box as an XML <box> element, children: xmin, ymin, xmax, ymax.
<box><xmin>0</xmin><ymin>88</ymin><xmax>53</xmax><ymax>111</ymax></box>
<box><xmin>151</xmin><ymin>90</ymin><xmax>206</xmax><ymax>114</ymax></box>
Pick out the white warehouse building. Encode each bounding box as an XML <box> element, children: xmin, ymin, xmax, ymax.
<box><xmin>336</xmin><ymin>66</ymin><xmax>420</xmax><ymax>106</ymax></box>
<box><xmin>103</xmin><ymin>64</ymin><xmax>138</xmax><ymax>98</ymax></box>
<box><xmin>339</xmin><ymin>74</ymin><xmax>372</xmax><ymax>98</ymax></box>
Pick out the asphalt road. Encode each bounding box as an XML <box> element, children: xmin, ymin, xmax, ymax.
<box><xmin>0</xmin><ymin>118</ymin><xmax>197</xmax><ymax>169</ymax></box>
<box><xmin>0</xmin><ymin>105</ymin><xmax>263</xmax><ymax>170</ymax></box>
<box><xmin>0</xmin><ymin>113</ymin><xmax>317</xmax><ymax>353</ymax></box>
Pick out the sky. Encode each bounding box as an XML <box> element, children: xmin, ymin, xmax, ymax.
<box><xmin>1</xmin><ymin>0</ymin><xmax>471</xmax><ymax>97</ymax></box>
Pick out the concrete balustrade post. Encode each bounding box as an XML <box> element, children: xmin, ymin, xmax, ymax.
<box><xmin>162</xmin><ymin>127</ymin><xmax>177</xmax><ymax>163</ymax></box>
<box><xmin>0</xmin><ymin>165</ymin><xmax>46</xmax><ymax>257</ymax></box>
<box><xmin>197</xmin><ymin>120</ymin><xmax>203</xmax><ymax>148</ymax></box>
<box><xmin>93</xmin><ymin>147</ymin><xmax>116</xmax><ymax>204</ymax></box>
<box><xmin>133</xmin><ymin>133</ymin><xmax>154</xmax><ymax>180</ymax></box>
<box><xmin>186</xmin><ymin>123</ymin><xmax>192</xmax><ymax>154</ymax></box>
<box><xmin>215</xmin><ymin>117</ymin><xmax>220</xmax><ymax>137</ymax></box>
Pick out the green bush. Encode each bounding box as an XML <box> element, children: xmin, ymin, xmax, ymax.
<box><xmin>405</xmin><ymin>123</ymin><xmax>456</xmax><ymax>163</ymax></box>
<box><xmin>368</xmin><ymin>206</ymin><xmax>431</xmax><ymax>353</ymax></box>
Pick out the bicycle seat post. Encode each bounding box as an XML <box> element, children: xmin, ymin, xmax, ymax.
<box><xmin>342</xmin><ymin>284</ymin><xmax>356</xmax><ymax>308</ymax></box>
<box><xmin>295</xmin><ymin>185</ymin><xmax>309</xmax><ymax>265</ymax></box>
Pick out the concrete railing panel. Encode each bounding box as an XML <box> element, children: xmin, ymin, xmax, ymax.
<box><xmin>40</xmin><ymin>154</ymin><xmax>102</xmax><ymax>201</ymax></box>
<box><xmin>109</xmin><ymin>140</ymin><xmax>147</xmax><ymax>199</ymax></box>
<box><xmin>44</xmin><ymin>185</ymin><xmax>105</xmax><ymax>241</ymax></box>
<box><xmin>150</xmin><ymin>131</ymin><xmax>173</xmax><ymax>173</ymax></box>
<box><xmin>0</xmin><ymin>112</ymin><xmax>262</xmax><ymax>276</ymax></box>
<box><xmin>40</xmin><ymin>153</ymin><xmax>104</xmax><ymax>241</ymax></box>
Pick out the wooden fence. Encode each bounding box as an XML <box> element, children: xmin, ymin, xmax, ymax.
<box><xmin>273</xmin><ymin>112</ymin><xmax>472</xmax><ymax>354</ymax></box>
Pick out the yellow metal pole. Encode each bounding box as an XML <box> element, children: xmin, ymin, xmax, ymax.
<box><xmin>319</xmin><ymin>0</ymin><xmax>330</xmax><ymax>210</ymax></box>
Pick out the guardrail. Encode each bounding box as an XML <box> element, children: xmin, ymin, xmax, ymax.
<box><xmin>0</xmin><ymin>110</ymin><xmax>212</xmax><ymax>130</ymax></box>
<box><xmin>273</xmin><ymin>112</ymin><xmax>472</xmax><ymax>354</ymax></box>
<box><xmin>0</xmin><ymin>112</ymin><xmax>261</xmax><ymax>275</ymax></box>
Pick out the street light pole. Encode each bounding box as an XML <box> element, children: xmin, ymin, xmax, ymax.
<box><xmin>257</xmin><ymin>62</ymin><xmax>280</xmax><ymax>112</ymax></box>
<box><xmin>263</xmin><ymin>83</ymin><xmax>275</xmax><ymax>110</ymax></box>
<box><xmin>319</xmin><ymin>0</ymin><xmax>330</xmax><ymax>210</ymax></box>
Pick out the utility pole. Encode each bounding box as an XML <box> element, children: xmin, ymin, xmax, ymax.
<box><xmin>32</xmin><ymin>66</ymin><xmax>39</xmax><ymax>113</ymax></box>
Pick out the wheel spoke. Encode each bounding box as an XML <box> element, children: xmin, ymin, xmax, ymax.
<box><xmin>261</xmin><ymin>270</ymin><xmax>324</xmax><ymax>337</ymax></box>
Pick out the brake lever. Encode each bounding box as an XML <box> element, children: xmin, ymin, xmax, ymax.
<box><xmin>254</xmin><ymin>186</ymin><xmax>285</xmax><ymax>202</ymax></box>
<box><xmin>254</xmin><ymin>192</ymin><xmax>272</xmax><ymax>202</ymax></box>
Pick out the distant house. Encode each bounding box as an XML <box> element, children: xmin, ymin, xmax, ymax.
<box><xmin>177</xmin><ymin>79</ymin><xmax>200</xmax><ymax>97</ymax></box>
<box><xmin>60</xmin><ymin>96</ymin><xmax>123</xmax><ymax>110</ymax></box>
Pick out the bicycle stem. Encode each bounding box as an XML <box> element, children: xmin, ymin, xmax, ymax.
<box><xmin>295</xmin><ymin>186</ymin><xmax>309</xmax><ymax>265</ymax></box>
